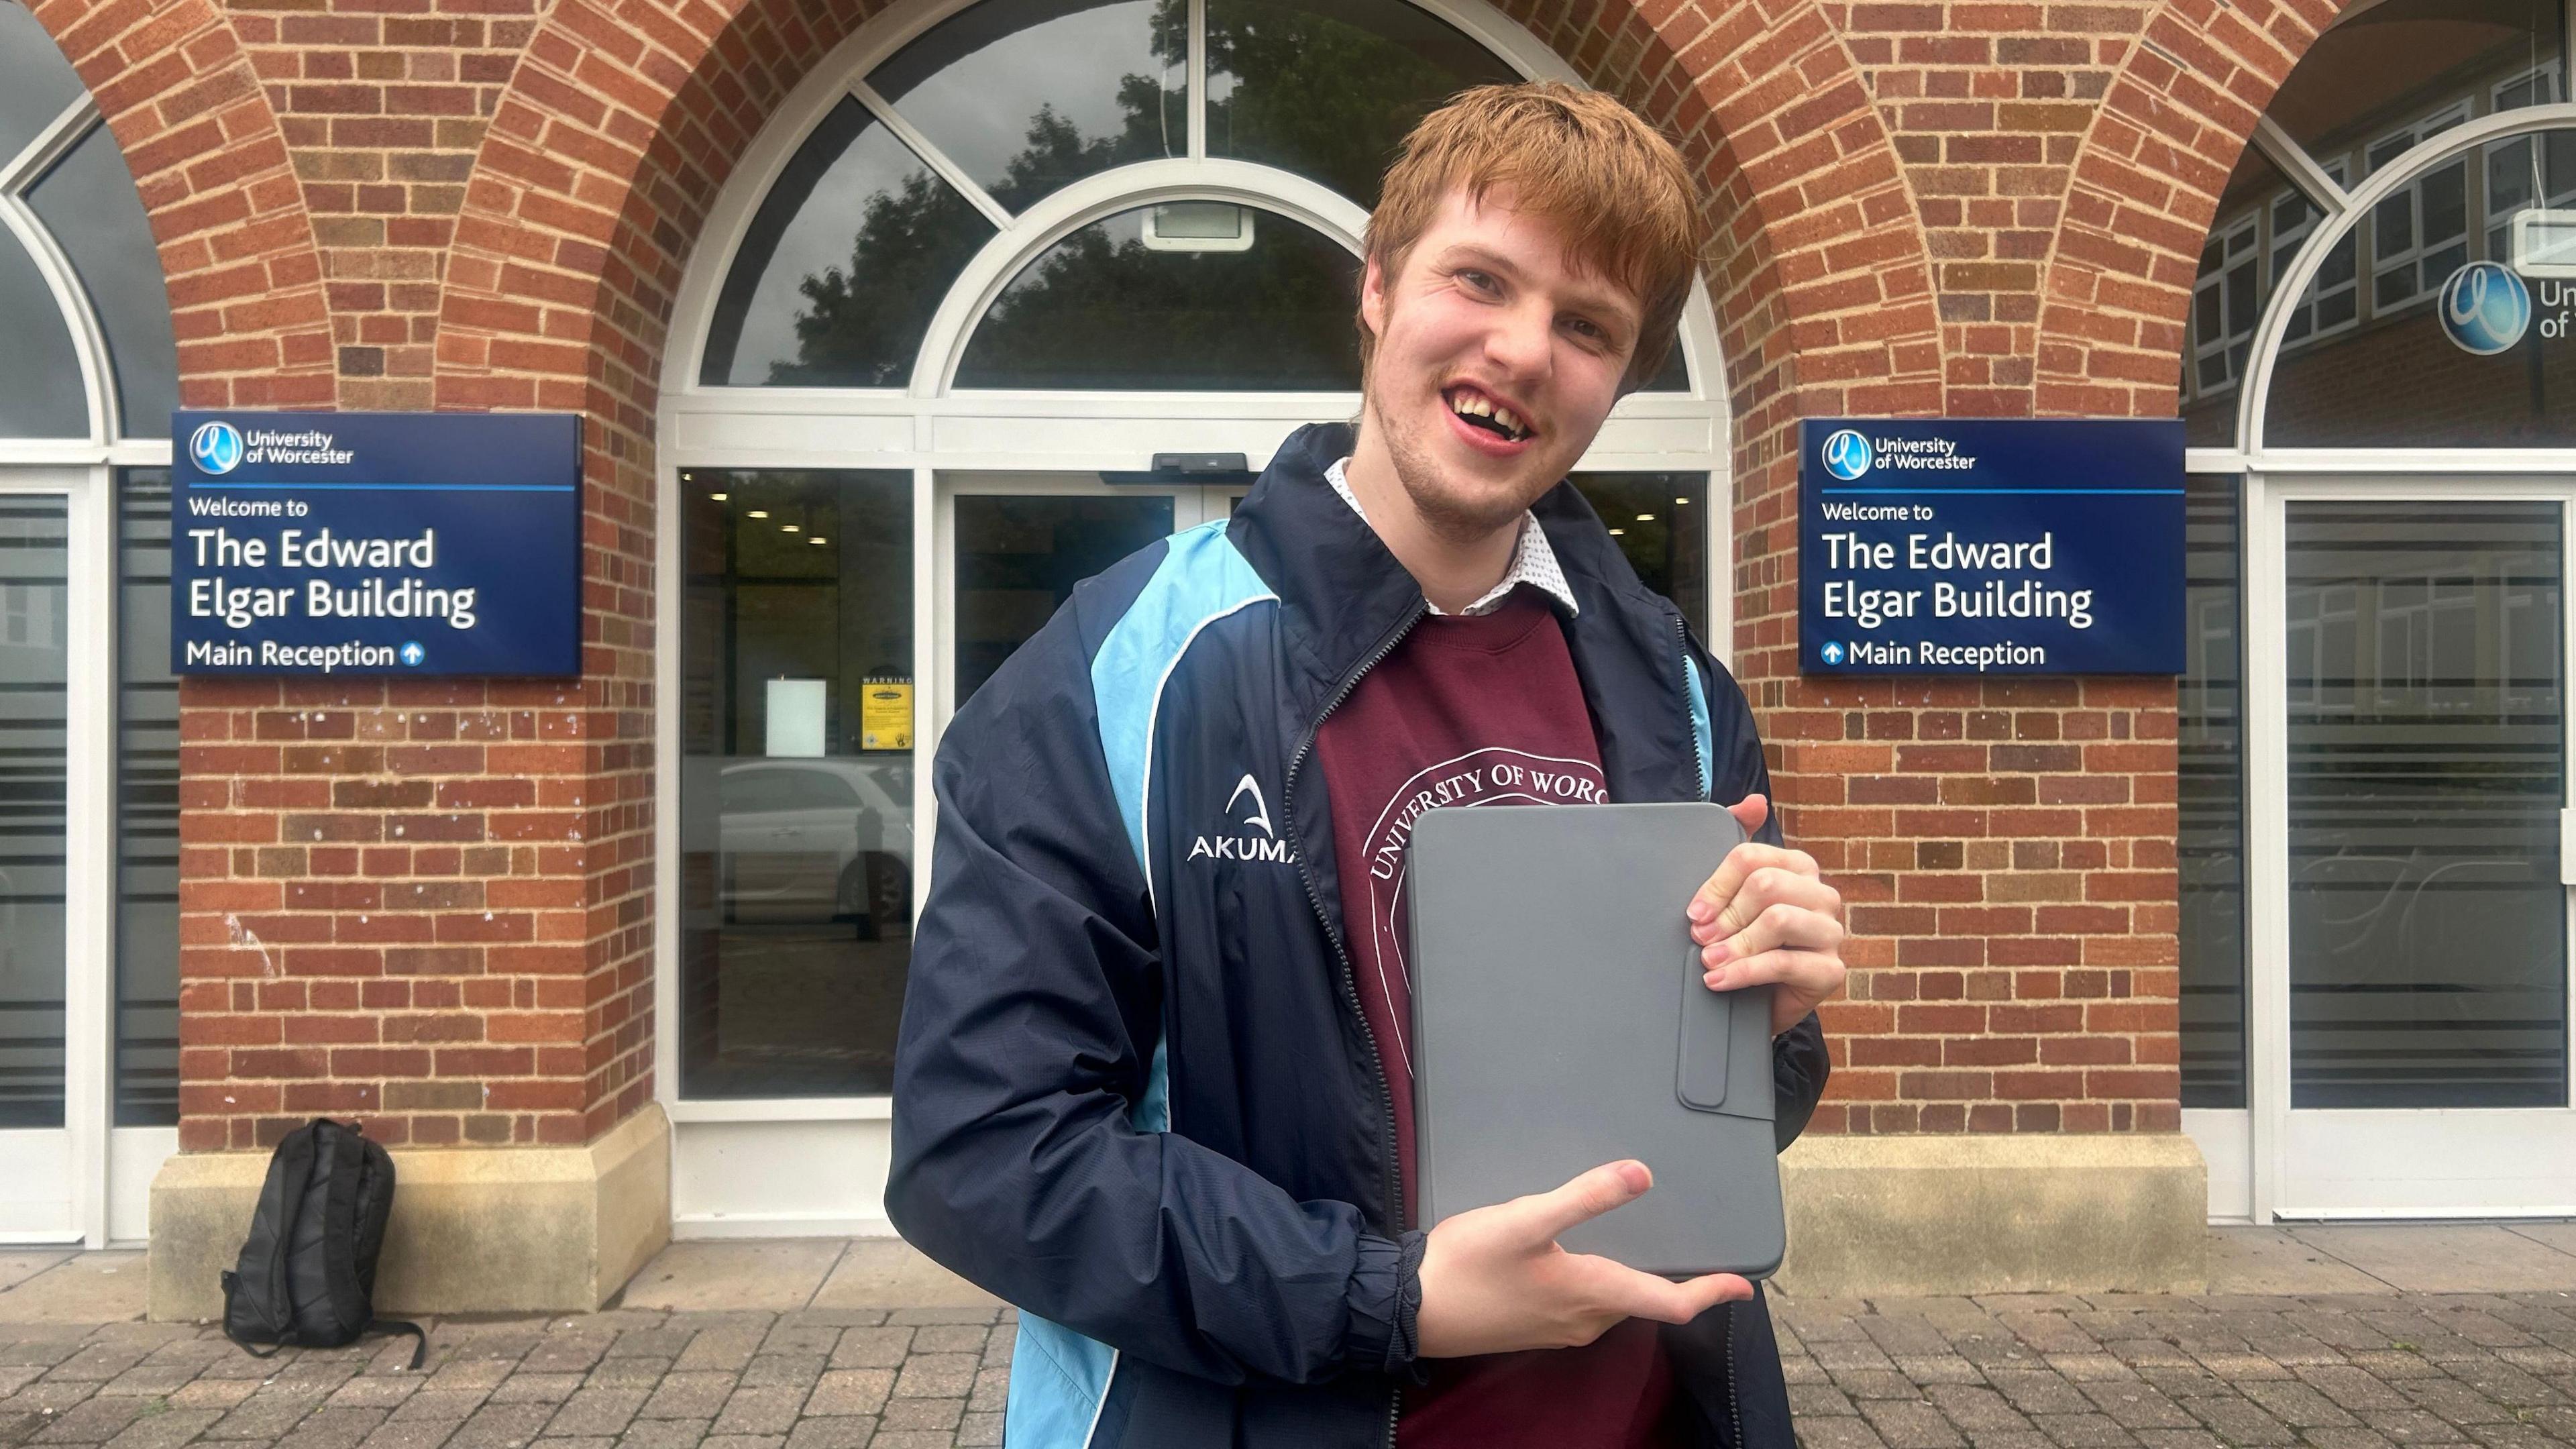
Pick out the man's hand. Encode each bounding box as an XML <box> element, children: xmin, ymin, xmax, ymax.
<box><xmin>1414</xmin><ymin>1161</ymin><xmax>1752</xmax><ymax>1358</ymax></box>
<box><xmin>1689</xmin><ymin>794</ymin><xmax>1847</xmax><ymax>1036</ymax></box>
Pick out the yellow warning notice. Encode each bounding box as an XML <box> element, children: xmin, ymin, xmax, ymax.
<box><xmin>861</xmin><ymin>679</ymin><xmax>913</xmax><ymax>751</ymax></box>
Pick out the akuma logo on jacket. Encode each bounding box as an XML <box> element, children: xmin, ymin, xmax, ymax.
<box><xmin>1189</xmin><ymin>773</ymin><xmax>1296</xmax><ymax>863</ymax></box>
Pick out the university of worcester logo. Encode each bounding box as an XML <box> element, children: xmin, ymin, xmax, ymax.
<box><xmin>189</xmin><ymin>421</ymin><xmax>244</xmax><ymax>476</ymax></box>
<box><xmin>1820</xmin><ymin>428</ymin><xmax>1872</xmax><ymax>482</ymax></box>
<box><xmin>1188</xmin><ymin>773</ymin><xmax>1297</xmax><ymax>864</ymax></box>
<box><xmin>2440</xmin><ymin>260</ymin><xmax>2532</xmax><ymax>356</ymax></box>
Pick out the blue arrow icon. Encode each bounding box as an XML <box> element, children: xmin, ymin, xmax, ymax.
<box><xmin>1820</xmin><ymin>641</ymin><xmax>1845</xmax><ymax>665</ymax></box>
<box><xmin>399</xmin><ymin>641</ymin><xmax>425</xmax><ymax>667</ymax></box>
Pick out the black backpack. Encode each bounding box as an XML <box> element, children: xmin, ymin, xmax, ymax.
<box><xmin>220</xmin><ymin>1119</ymin><xmax>427</xmax><ymax>1368</ymax></box>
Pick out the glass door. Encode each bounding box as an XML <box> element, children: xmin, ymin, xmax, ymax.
<box><xmin>674</xmin><ymin>468</ymin><xmax>918</xmax><ymax>1103</ymax></box>
<box><xmin>932</xmin><ymin>473</ymin><xmax>1230</xmax><ymax>729</ymax></box>
<box><xmin>2257</xmin><ymin>480</ymin><xmax>2576</xmax><ymax>1215</ymax></box>
<box><xmin>0</xmin><ymin>468</ymin><xmax>103</xmax><ymax>1243</ymax></box>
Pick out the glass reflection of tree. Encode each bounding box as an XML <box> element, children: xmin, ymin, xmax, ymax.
<box><xmin>961</xmin><ymin>207</ymin><xmax>1357</xmax><ymax>388</ymax></box>
<box><xmin>773</xmin><ymin>170</ymin><xmax>986</xmax><ymax>386</ymax></box>
<box><xmin>1203</xmin><ymin>0</ymin><xmax>1493</xmax><ymax>204</ymax></box>
<box><xmin>776</xmin><ymin>0</ymin><xmax>1470</xmax><ymax>386</ymax></box>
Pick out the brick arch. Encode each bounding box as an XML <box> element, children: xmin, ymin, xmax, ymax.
<box><xmin>428</xmin><ymin>0</ymin><xmax>1946</xmax><ymax>421</ymax></box>
<box><xmin>1489</xmin><ymin>0</ymin><xmax>1941</xmax><ymax>432</ymax></box>
<box><xmin>1479</xmin><ymin>0</ymin><xmax>1945</xmax><ymax>686</ymax></box>
<box><xmin>431</xmin><ymin>0</ymin><xmax>1943</xmax><ymax>651</ymax></box>
<box><xmin>423</xmin><ymin>0</ymin><xmax>1943</xmax><ymax>1138</ymax></box>
<box><xmin>417</xmin><ymin>0</ymin><xmax>897</xmax><ymax>1143</ymax></box>
<box><xmin>427</xmin><ymin>0</ymin><xmax>883</xmax><ymax>748</ymax></box>
<box><xmin>2032</xmin><ymin>0</ymin><xmax>2353</xmax><ymax>416</ymax></box>
<box><xmin>431</xmin><ymin>0</ymin><xmax>870</xmax><ymax>419</ymax></box>
<box><xmin>25</xmin><ymin>0</ymin><xmax>333</xmax><ymax>409</ymax></box>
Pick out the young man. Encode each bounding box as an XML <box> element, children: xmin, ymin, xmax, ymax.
<box><xmin>888</xmin><ymin>83</ymin><xmax>1846</xmax><ymax>1449</ymax></box>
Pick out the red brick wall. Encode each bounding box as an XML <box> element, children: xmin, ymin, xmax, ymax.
<box><xmin>174</xmin><ymin>679</ymin><xmax>619</xmax><ymax>1148</ymax></box>
<box><xmin>19</xmin><ymin>0</ymin><xmax>2374</xmax><ymax>1152</ymax></box>
<box><xmin>232</xmin><ymin>0</ymin><xmax>543</xmax><ymax>407</ymax></box>
<box><xmin>1760</xmin><ymin>678</ymin><xmax>2184</xmax><ymax>1134</ymax></box>
<box><xmin>2040</xmin><ymin>0</ymin><xmax>2328</xmax><ymax>416</ymax></box>
<box><xmin>1836</xmin><ymin>0</ymin><xmax>2159</xmax><ymax>418</ymax></box>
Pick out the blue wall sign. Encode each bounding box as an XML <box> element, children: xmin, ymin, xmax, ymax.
<box><xmin>1799</xmin><ymin>418</ymin><xmax>2184</xmax><ymax>674</ymax></box>
<box><xmin>171</xmin><ymin>411</ymin><xmax>583</xmax><ymax>676</ymax></box>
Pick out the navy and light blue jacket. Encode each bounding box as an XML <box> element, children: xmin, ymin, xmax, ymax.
<box><xmin>888</xmin><ymin>423</ymin><xmax>1830</xmax><ymax>1449</ymax></box>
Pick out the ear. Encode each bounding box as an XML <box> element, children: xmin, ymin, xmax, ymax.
<box><xmin>1358</xmin><ymin>252</ymin><xmax>1388</xmax><ymax>341</ymax></box>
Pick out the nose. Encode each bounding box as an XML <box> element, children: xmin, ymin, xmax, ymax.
<box><xmin>1483</xmin><ymin>294</ymin><xmax>1553</xmax><ymax>382</ymax></box>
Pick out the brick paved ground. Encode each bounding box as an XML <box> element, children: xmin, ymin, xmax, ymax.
<box><xmin>5</xmin><ymin>1292</ymin><xmax>2576</xmax><ymax>1449</ymax></box>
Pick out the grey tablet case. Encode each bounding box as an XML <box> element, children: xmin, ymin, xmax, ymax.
<box><xmin>1406</xmin><ymin>802</ymin><xmax>1784</xmax><ymax>1277</ymax></box>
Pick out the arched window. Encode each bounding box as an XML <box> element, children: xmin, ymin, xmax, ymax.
<box><xmin>2176</xmin><ymin>0</ymin><xmax>2576</xmax><ymax>1224</ymax></box>
<box><xmin>688</xmin><ymin>0</ymin><xmax>1690</xmax><ymax>394</ymax></box>
<box><xmin>0</xmin><ymin>6</ymin><xmax>177</xmax><ymax>442</ymax></box>
<box><xmin>0</xmin><ymin>0</ymin><xmax>183</xmax><ymax>1246</ymax></box>
<box><xmin>655</xmin><ymin>0</ymin><xmax>1730</xmax><ymax>1231</ymax></box>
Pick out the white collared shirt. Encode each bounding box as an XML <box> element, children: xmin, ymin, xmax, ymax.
<box><xmin>1324</xmin><ymin>455</ymin><xmax>1578</xmax><ymax>618</ymax></box>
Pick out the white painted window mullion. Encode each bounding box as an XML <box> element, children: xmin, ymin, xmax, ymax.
<box><xmin>64</xmin><ymin>466</ymin><xmax>113</xmax><ymax>1247</ymax></box>
<box><xmin>0</xmin><ymin>99</ymin><xmax>95</xmax><ymax>195</ymax></box>
<box><xmin>0</xmin><ymin>195</ymin><xmax>112</xmax><ymax>447</ymax></box>
<box><xmin>2241</xmin><ymin>468</ymin><xmax>2288</xmax><ymax>1224</ymax></box>
<box><xmin>2563</xmin><ymin>493</ymin><xmax>2576</xmax><ymax>1113</ymax></box>
<box><xmin>852</xmin><ymin>82</ymin><xmax>1013</xmax><ymax>232</ymax></box>
<box><xmin>2254</xmin><ymin>116</ymin><xmax>2348</xmax><ymax>215</ymax></box>
<box><xmin>912</xmin><ymin>462</ymin><xmax>936</xmax><ymax>934</ymax></box>
<box><xmin>1187</xmin><ymin>0</ymin><xmax>1208</xmax><ymax>160</ymax></box>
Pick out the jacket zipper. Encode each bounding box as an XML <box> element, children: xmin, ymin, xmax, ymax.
<box><xmin>1674</xmin><ymin>611</ymin><xmax>1708</xmax><ymax>800</ymax></box>
<box><xmin>1721</xmin><ymin>1297</ymin><xmax>1743</xmax><ymax>1449</ymax></box>
<box><xmin>1285</xmin><ymin>600</ymin><xmax>1425</xmax><ymax>1449</ymax></box>
<box><xmin>1289</xmin><ymin>604</ymin><xmax>1721</xmax><ymax>1447</ymax></box>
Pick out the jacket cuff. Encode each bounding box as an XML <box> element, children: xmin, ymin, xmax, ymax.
<box><xmin>1345</xmin><ymin>1230</ymin><xmax>1426</xmax><ymax>1374</ymax></box>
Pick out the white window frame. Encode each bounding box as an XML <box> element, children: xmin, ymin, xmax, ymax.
<box><xmin>2486</xmin><ymin>63</ymin><xmax>2576</xmax><ymax>262</ymax></box>
<box><xmin>2363</xmin><ymin>102</ymin><xmax>2473</xmax><ymax>317</ymax></box>
<box><xmin>2190</xmin><ymin>213</ymin><xmax>2259</xmax><ymax>398</ymax></box>
<box><xmin>0</xmin><ymin>87</ymin><xmax>172</xmax><ymax>1247</ymax></box>
<box><xmin>2241</xmin><ymin>474</ymin><xmax>2576</xmax><ymax>1221</ymax></box>
<box><xmin>2272</xmin><ymin>156</ymin><xmax>2353</xmax><ymax>350</ymax></box>
<box><xmin>2493</xmin><ymin>59</ymin><xmax>2563</xmax><ymax>117</ymax></box>
<box><xmin>651</xmin><ymin>0</ymin><xmax>1734</xmax><ymax>1232</ymax></box>
<box><xmin>2190</xmin><ymin>102</ymin><xmax>2576</xmax><ymax>1227</ymax></box>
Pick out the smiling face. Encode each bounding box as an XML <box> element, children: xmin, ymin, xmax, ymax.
<box><xmin>1354</xmin><ymin>184</ymin><xmax>1642</xmax><ymax>543</ymax></box>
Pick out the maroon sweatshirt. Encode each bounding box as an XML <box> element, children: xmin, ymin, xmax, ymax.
<box><xmin>1312</xmin><ymin>588</ymin><xmax>1682</xmax><ymax>1449</ymax></box>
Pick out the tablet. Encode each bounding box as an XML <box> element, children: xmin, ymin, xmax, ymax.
<box><xmin>1405</xmin><ymin>802</ymin><xmax>1784</xmax><ymax>1277</ymax></box>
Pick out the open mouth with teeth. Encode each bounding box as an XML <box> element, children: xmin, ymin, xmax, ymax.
<box><xmin>1445</xmin><ymin>386</ymin><xmax>1532</xmax><ymax>444</ymax></box>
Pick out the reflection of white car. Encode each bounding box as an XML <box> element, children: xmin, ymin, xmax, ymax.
<box><xmin>719</xmin><ymin>757</ymin><xmax>914</xmax><ymax>933</ymax></box>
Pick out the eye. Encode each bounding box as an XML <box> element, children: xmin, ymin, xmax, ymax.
<box><xmin>1456</xmin><ymin>268</ymin><xmax>1499</xmax><ymax>295</ymax></box>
